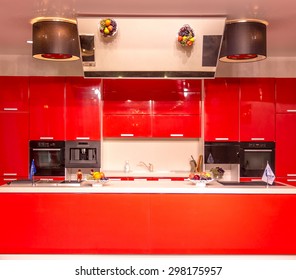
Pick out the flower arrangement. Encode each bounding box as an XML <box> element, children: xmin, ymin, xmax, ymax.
<box><xmin>210</xmin><ymin>167</ymin><xmax>225</xmax><ymax>178</ymax></box>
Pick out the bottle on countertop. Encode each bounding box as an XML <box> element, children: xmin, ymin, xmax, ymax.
<box><xmin>77</xmin><ymin>169</ymin><xmax>83</xmax><ymax>182</ymax></box>
<box><xmin>124</xmin><ymin>160</ymin><xmax>130</xmax><ymax>173</ymax></box>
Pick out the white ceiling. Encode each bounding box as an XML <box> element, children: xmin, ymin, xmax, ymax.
<box><xmin>1</xmin><ymin>0</ymin><xmax>296</xmax><ymax>59</ymax></box>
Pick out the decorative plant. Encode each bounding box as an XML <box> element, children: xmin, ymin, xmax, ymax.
<box><xmin>210</xmin><ymin>167</ymin><xmax>225</xmax><ymax>178</ymax></box>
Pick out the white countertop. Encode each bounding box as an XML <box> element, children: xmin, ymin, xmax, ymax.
<box><xmin>1</xmin><ymin>179</ymin><xmax>296</xmax><ymax>194</ymax></box>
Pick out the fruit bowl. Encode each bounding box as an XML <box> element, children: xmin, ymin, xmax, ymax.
<box><xmin>81</xmin><ymin>178</ymin><xmax>110</xmax><ymax>187</ymax></box>
<box><xmin>188</xmin><ymin>171</ymin><xmax>213</xmax><ymax>187</ymax></box>
<box><xmin>97</xmin><ymin>178</ymin><xmax>110</xmax><ymax>185</ymax></box>
<box><xmin>177</xmin><ymin>24</ymin><xmax>195</xmax><ymax>47</ymax></box>
<box><xmin>99</xmin><ymin>18</ymin><xmax>118</xmax><ymax>37</ymax></box>
<box><xmin>189</xmin><ymin>179</ymin><xmax>214</xmax><ymax>187</ymax></box>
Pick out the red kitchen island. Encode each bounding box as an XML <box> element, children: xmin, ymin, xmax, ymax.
<box><xmin>1</xmin><ymin>180</ymin><xmax>296</xmax><ymax>255</ymax></box>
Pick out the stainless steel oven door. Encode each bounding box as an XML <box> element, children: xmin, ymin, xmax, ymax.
<box><xmin>240</xmin><ymin>145</ymin><xmax>275</xmax><ymax>177</ymax></box>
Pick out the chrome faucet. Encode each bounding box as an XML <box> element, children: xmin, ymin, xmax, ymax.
<box><xmin>138</xmin><ymin>161</ymin><xmax>154</xmax><ymax>172</ymax></box>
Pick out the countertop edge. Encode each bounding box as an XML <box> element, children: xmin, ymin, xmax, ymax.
<box><xmin>1</xmin><ymin>180</ymin><xmax>296</xmax><ymax>194</ymax></box>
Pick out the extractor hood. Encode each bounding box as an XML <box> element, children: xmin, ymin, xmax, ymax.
<box><xmin>77</xmin><ymin>16</ymin><xmax>226</xmax><ymax>79</ymax></box>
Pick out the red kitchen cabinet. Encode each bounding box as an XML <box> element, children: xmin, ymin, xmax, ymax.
<box><xmin>102</xmin><ymin>80</ymin><xmax>201</xmax><ymax>138</ymax></box>
<box><xmin>103</xmin><ymin>100</ymin><xmax>152</xmax><ymax>138</ymax></box>
<box><xmin>65</xmin><ymin>77</ymin><xmax>101</xmax><ymax>140</ymax></box>
<box><xmin>0</xmin><ymin>112</ymin><xmax>29</xmax><ymax>182</ymax></box>
<box><xmin>152</xmin><ymin>114</ymin><xmax>201</xmax><ymax>138</ymax></box>
<box><xmin>275</xmin><ymin>78</ymin><xmax>296</xmax><ymax>113</ymax></box>
<box><xmin>275</xmin><ymin>114</ymin><xmax>296</xmax><ymax>178</ymax></box>
<box><xmin>0</xmin><ymin>76</ymin><xmax>29</xmax><ymax>111</ymax></box>
<box><xmin>240</xmin><ymin>78</ymin><xmax>275</xmax><ymax>141</ymax></box>
<box><xmin>103</xmin><ymin>114</ymin><xmax>152</xmax><ymax>137</ymax></box>
<box><xmin>152</xmin><ymin>92</ymin><xmax>201</xmax><ymax>138</ymax></box>
<box><xmin>29</xmin><ymin>77</ymin><xmax>66</xmax><ymax>140</ymax></box>
<box><xmin>204</xmin><ymin>78</ymin><xmax>240</xmax><ymax>141</ymax></box>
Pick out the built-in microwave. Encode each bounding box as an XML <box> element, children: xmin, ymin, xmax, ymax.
<box><xmin>29</xmin><ymin>141</ymin><xmax>65</xmax><ymax>176</ymax></box>
<box><xmin>240</xmin><ymin>142</ymin><xmax>275</xmax><ymax>177</ymax></box>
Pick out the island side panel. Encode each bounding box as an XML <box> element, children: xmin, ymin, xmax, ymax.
<box><xmin>0</xmin><ymin>193</ymin><xmax>296</xmax><ymax>254</ymax></box>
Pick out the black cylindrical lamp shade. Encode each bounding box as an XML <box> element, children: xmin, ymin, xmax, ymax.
<box><xmin>219</xmin><ymin>19</ymin><xmax>267</xmax><ymax>62</ymax></box>
<box><xmin>32</xmin><ymin>18</ymin><xmax>80</xmax><ymax>61</ymax></box>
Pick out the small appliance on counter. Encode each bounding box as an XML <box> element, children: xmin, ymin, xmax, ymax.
<box><xmin>65</xmin><ymin>141</ymin><xmax>100</xmax><ymax>168</ymax></box>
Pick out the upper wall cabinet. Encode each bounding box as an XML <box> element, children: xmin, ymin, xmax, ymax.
<box><xmin>102</xmin><ymin>79</ymin><xmax>201</xmax><ymax>138</ymax></box>
<box><xmin>204</xmin><ymin>78</ymin><xmax>240</xmax><ymax>141</ymax></box>
<box><xmin>0</xmin><ymin>77</ymin><xmax>29</xmax><ymax>112</ymax></box>
<box><xmin>240</xmin><ymin>78</ymin><xmax>275</xmax><ymax>141</ymax></box>
<box><xmin>276</xmin><ymin>78</ymin><xmax>296</xmax><ymax>113</ymax></box>
<box><xmin>29</xmin><ymin>77</ymin><xmax>66</xmax><ymax>140</ymax></box>
<box><xmin>65</xmin><ymin>78</ymin><xmax>101</xmax><ymax>140</ymax></box>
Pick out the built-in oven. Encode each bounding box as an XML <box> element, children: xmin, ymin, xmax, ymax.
<box><xmin>240</xmin><ymin>142</ymin><xmax>275</xmax><ymax>177</ymax></box>
<box><xmin>29</xmin><ymin>141</ymin><xmax>65</xmax><ymax>176</ymax></box>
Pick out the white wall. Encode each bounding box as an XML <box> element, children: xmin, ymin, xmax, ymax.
<box><xmin>101</xmin><ymin>139</ymin><xmax>203</xmax><ymax>172</ymax></box>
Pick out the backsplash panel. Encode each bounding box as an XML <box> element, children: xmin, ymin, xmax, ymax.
<box><xmin>102</xmin><ymin>139</ymin><xmax>203</xmax><ymax>173</ymax></box>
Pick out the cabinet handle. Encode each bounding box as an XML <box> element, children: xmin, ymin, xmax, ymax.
<box><xmin>40</xmin><ymin>137</ymin><xmax>54</xmax><ymax>140</ymax></box>
<box><xmin>251</xmin><ymin>138</ymin><xmax>265</xmax><ymax>141</ymax></box>
<box><xmin>287</xmin><ymin>110</ymin><xmax>296</xmax><ymax>113</ymax></box>
<box><xmin>287</xmin><ymin>179</ymin><xmax>296</xmax><ymax>182</ymax></box>
<box><xmin>170</xmin><ymin>134</ymin><xmax>184</xmax><ymax>137</ymax></box>
<box><xmin>245</xmin><ymin>149</ymin><xmax>273</xmax><ymax>152</ymax></box>
<box><xmin>4</xmin><ymin>108</ymin><xmax>18</xmax><ymax>111</ymax></box>
<box><xmin>33</xmin><ymin>148</ymin><xmax>61</xmax><ymax>151</ymax></box>
<box><xmin>3</xmin><ymin>173</ymin><xmax>17</xmax><ymax>176</ymax></box>
<box><xmin>215</xmin><ymin>138</ymin><xmax>229</xmax><ymax>141</ymax></box>
<box><xmin>4</xmin><ymin>178</ymin><xmax>17</xmax><ymax>181</ymax></box>
<box><xmin>76</xmin><ymin>137</ymin><xmax>90</xmax><ymax>140</ymax></box>
<box><xmin>120</xmin><ymin>134</ymin><xmax>134</xmax><ymax>137</ymax></box>
<box><xmin>39</xmin><ymin>178</ymin><xmax>54</xmax><ymax>181</ymax></box>
<box><xmin>287</xmin><ymin>174</ymin><xmax>296</xmax><ymax>177</ymax></box>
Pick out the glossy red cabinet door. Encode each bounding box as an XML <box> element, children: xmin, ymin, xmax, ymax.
<box><xmin>103</xmin><ymin>101</ymin><xmax>151</xmax><ymax>115</ymax></box>
<box><xmin>152</xmin><ymin>115</ymin><xmax>201</xmax><ymax>138</ymax></box>
<box><xmin>275</xmin><ymin>114</ymin><xmax>296</xmax><ymax>177</ymax></box>
<box><xmin>66</xmin><ymin>78</ymin><xmax>101</xmax><ymax>140</ymax></box>
<box><xmin>0</xmin><ymin>77</ymin><xmax>29</xmax><ymax>111</ymax></box>
<box><xmin>103</xmin><ymin>115</ymin><xmax>152</xmax><ymax>137</ymax></box>
<box><xmin>240</xmin><ymin>78</ymin><xmax>275</xmax><ymax>141</ymax></box>
<box><xmin>29</xmin><ymin>77</ymin><xmax>65</xmax><ymax>140</ymax></box>
<box><xmin>276</xmin><ymin>78</ymin><xmax>296</xmax><ymax>112</ymax></box>
<box><xmin>204</xmin><ymin>78</ymin><xmax>240</xmax><ymax>141</ymax></box>
<box><xmin>0</xmin><ymin>112</ymin><xmax>29</xmax><ymax>179</ymax></box>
